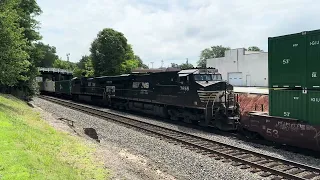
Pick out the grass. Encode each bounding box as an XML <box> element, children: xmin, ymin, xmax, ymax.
<box><xmin>0</xmin><ymin>94</ymin><xmax>109</xmax><ymax>180</ymax></box>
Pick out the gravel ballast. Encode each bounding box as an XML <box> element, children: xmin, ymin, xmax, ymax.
<box><xmin>31</xmin><ymin>97</ymin><xmax>320</xmax><ymax>179</ymax></box>
<box><xmin>82</xmin><ymin>99</ymin><xmax>320</xmax><ymax>168</ymax></box>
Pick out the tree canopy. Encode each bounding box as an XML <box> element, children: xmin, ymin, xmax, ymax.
<box><xmin>197</xmin><ymin>45</ymin><xmax>230</xmax><ymax>68</ymax></box>
<box><xmin>53</xmin><ymin>59</ymin><xmax>77</xmax><ymax>71</ymax></box>
<box><xmin>89</xmin><ymin>28</ymin><xmax>148</xmax><ymax>76</ymax></box>
<box><xmin>73</xmin><ymin>55</ymin><xmax>94</xmax><ymax>77</ymax></box>
<box><xmin>247</xmin><ymin>46</ymin><xmax>262</xmax><ymax>52</ymax></box>
<box><xmin>179</xmin><ymin>63</ymin><xmax>194</xmax><ymax>70</ymax></box>
<box><xmin>0</xmin><ymin>0</ymin><xmax>30</xmax><ymax>86</ymax></box>
<box><xmin>0</xmin><ymin>0</ymin><xmax>46</xmax><ymax>97</ymax></box>
<box><xmin>171</xmin><ymin>60</ymin><xmax>193</xmax><ymax>70</ymax></box>
<box><xmin>33</xmin><ymin>42</ymin><xmax>59</xmax><ymax>67</ymax></box>
<box><xmin>16</xmin><ymin>0</ymin><xmax>42</xmax><ymax>43</ymax></box>
<box><xmin>90</xmin><ymin>28</ymin><xmax>129</xmax><ymax>76</ymax></box>
<box><xmin>134</xmin><ymin>55</ymin><xmax>148</xmax><ymax>69</ymax></box>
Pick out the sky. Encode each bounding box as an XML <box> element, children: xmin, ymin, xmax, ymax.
<box><xmin>37</xmin><ymin>0</ymin><xmax>320</xmax><ymax>68</ymax></box>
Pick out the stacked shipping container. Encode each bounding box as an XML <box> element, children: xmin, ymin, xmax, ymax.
<box><xmin>268</xmin><ymin>29</ymin><xmax>320</xmax><ymax>125</ymax></box>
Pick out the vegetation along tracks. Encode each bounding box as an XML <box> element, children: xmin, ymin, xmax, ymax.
<box><xmin>39</xmin><ymin>95</ymin><xmax>320</xmax><ymax>180</ymax></box>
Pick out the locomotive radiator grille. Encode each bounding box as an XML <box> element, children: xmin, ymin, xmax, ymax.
<box><xmin>197</xmin><ymin>91</ymin><xmax>220</xmax><ymax>103</ymax></box>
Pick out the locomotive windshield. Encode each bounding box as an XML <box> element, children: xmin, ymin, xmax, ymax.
<box><xmin>212</xmin><ymin>74</ymin><xmax>222</xmax><ymax>80</ymax></box>
<box><xmin>194</xmin><ymin>74</ymin><xmax>222</xmax><ymax>81</ymax></box>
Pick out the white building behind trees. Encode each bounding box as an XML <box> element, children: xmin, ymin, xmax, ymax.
<box><xmin>206</xmin><ymin>48</ymin><xmax>268</xmax><ymax>87</ymax></box>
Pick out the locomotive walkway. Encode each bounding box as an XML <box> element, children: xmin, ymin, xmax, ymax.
<box><xmin>40</xmin><ymin>95</ymin><xmax>320</xmax><ymax>180</ymax></box>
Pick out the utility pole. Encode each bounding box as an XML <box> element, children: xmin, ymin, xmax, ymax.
<box><xmin>150</xmin><ymin>62</ymin><xmax>154</xmax><ymax>69</ymax></box>
<box><xmin>161</xmin><ymin>60</ymin><xmax>164</xmax><ymax>68</ymax></box>
<box><xmin>66</xmin><ymin>53</ymin><xmax>70</xmax><ymax>61</ymax></box>
<box><xmin>186</xmin><ymin>58</ymin><xmax>189</xmax><ymax>65</ymax></box>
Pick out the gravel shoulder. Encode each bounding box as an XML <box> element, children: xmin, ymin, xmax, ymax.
<box><xmin>31</xmin><ymin>97</ymin><xmax>320</xmax><ymax>180</ymax></box>
<box><xmin>31</xmin><ymin>99</ymin><xmax>176</xmax><ymax>180</ymax></box>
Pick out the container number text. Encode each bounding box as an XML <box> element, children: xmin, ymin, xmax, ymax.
<box><xmin>283</xmin><ymin>112</ymin><xmax>290</xmax><ymax>117</ymax></box>
<box><xmin>266</xmin><ymin>128</ymin><xmax>279</xmax><ymax>138</ymax></box>
<box><xmin>282</xmin><ymin>59</ymin><xmax>290</xmax><ymax>64</ymax></box>
<box><xmin>312</xmin><ymin>72</ymin><xmax>317</xmax><ymax>78</ymax></box>
<box><xmin>292</xmin><ymin>44</ymin><xmax>298</xmax><ymax>47</ymax></box>
<box><xmin>311</xmin><ymin>98</ymin><xmax>320</xmax><ymax>103</ymax></box>
<box><xmin>310</xmin><ymin>41</ymin><xmax>320</xmax><ymax>46</ymax></box>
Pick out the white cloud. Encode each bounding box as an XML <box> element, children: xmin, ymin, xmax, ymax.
<box><xmin>37</xmin><ymin>0</ymin><xmax>320</xmax><ymax>68</ymax></box>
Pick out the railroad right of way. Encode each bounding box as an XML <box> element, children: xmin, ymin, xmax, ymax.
<box><xmin>38</xmin><ymin>95</ymin><xmax>320</xmax><ymax>180</ymax></box>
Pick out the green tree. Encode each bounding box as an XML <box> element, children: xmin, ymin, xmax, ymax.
<box><xmin>77</xmin><ymin>55</ymin><xmax>91</xmax><ymax>69</ymax></box>
<box><xmin>90</xmin><ymin>28</ymin><xmax>129</xmax><ymax>76</ymax></box>
<box><xmin>124</xmin><ymin>44</ymin><xmax>135</xmax><ymax>60</ymax></box>
<box><xmin>197</xmin><ymin>45</ymin><xmax>230</xmax><ymax>68</ymax></box>
<box><xmin>16</xmin><ymin>0</ymin><xmax>42</xmax><ymax>43</ymax></box>
<box><xmin>0</xmin><ymin>0</ymin><xmax>30</xmax><ymax>86</ymax></box>
<box><xmin>134</xmin><ymin>55</ymin><xmax>148</xmax><ymax>69</ymax></box>
<box><xmin>32</xmin><ymin>42</ymin><xmax>59</xmax><ymax>67</ymax></box>
<box><xmin>179</xmin><ymin>63</ymin><xmax>194</xmax><ymax>70</ymax></box>
<box><xmin>171</xmin><ymin>63</ymin><xmax>179</xmax><ymax>68</ymax></box>
<box><xmin>14</xmin><ymin>0</ymin><xmax>43</xmax><ymax>97</ymax></box>
<box><xmin>84</xmin><ymin>58</ymin><xmax>94</xmax><ymax>77</ymax></box>
<box><xmin>73</xmin><ymin>68</ymin><xmax>85</xmax><ymax>78</ymax></box>
<box><xmin>53</xmin><ymin>59</ymin><xmax>76</xmax><ymax>71</ymax></box>
<box><xmin>247</xmin><ymin>46</ymin><xmax>262</xmax><ymax>52</ymax></box>
<box><xmin>121</xmin><ymin>59</ymin><xmax>139</xmax><ymax>74</ymax></box>
<box><xmin>74</xmin><ymin>55</ymin><xmax>94</xmax><ymax>77</ymax></box>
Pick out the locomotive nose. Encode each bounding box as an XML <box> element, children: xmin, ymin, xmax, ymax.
<box><xmin>196</xmin><ymin>81</ymin><xmax>230</xmax><ymax>91</ymax></box>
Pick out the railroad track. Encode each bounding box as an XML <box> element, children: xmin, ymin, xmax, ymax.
<box><xmin>39</xmin><ymin>95</ymin><xmax>320</xmax><ymax>180</ymax></box>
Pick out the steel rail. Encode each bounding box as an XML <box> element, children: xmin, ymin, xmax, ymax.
<box><xmin>39</xmin><ymin>95</ymin><xmax>320</xmax><ymax>180</ymax></box>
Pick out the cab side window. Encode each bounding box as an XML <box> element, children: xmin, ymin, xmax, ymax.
<box><xmin>179</xmin><ymin>76</ymin><xmax>189</xmax><ymax>84</ymax></box>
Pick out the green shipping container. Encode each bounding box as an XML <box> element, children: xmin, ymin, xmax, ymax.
<box><xmin>269</xmin><ymin>89</ymin><xmax>307</xmax><ymax>120</ymax></box>
<box><xmin>307</xmin><ymin>90</ymin><xmax>320</xmax><ymax>125</ymax></box>
<box><xmin>55</xmin><ymin>80</ymin><xmax>71</xmax><ymax>95</ymax></box>
<box><xmin>306</xmin><ymin>30</ymin><xmax>320</xmax><ymax>89</ymax></box>
<box><xmin>269</xmin><ymin>29</ymin><xmax>320</xmax><ymax>89</ymax></box>
<box><xmin>268</xmin><ymin>32</ymin><xmax>307</xmax><ymax>88</ymax></box>
<box><xmin>270</xmin><ymin>89</ymin><xmax>320</xmax><ymax>125</ymax></box>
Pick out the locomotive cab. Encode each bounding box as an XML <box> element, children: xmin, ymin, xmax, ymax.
<box><xmin>178</xmin><ymin>68</ymin><xmax>240</xmax><ymax>131</ymax></box>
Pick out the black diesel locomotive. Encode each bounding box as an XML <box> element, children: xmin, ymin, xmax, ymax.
<box><xmin>69</xmin><ymin>68</ymin><xmax>240</xmax><ymax>131</ymax></box>
<box><xmin>39</xmin><ymin>67</ymin><xmax>320</xmax><ymax>152</ymax></box>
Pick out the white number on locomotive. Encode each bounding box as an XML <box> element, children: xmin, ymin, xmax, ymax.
<box><xmin>180</xmin><ymin>86</ymin><xmax>189</xmax><ymax>91</ymax></box>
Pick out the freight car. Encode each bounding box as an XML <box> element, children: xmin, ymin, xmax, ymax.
<box><xmin>240</xmin><ymin>29</ymin><xmax>320</xmax><ymax>152</ymax></box>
